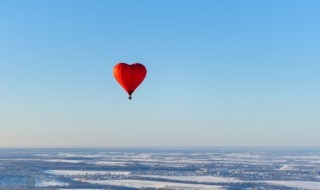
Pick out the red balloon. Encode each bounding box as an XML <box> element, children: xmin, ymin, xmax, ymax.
<box><xmin>113</xmin><ymin>63</ymin><xmax>147</xmax><ymax>99</ymax></box>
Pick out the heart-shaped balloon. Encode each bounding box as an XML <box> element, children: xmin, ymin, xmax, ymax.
<box><xmin>113</xmin><ymin>63</ymin><xmax>147</xmax><ymax>100</ymax></box>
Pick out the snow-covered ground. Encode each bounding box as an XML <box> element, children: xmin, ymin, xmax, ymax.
<box><xmin>138</xmin><ymin>175</ymin><xmax>243</xmax><ymax>183</ymax></box>
<box><xmin>263</xmin><ymin>180</ymin><xmax>320</xmax><ymax>190</ymax></box>
<box><xmin>95</xmin><ymin>161</ymin><xmax>129</xmax><ymax>166</ymax></box>
<box><xmin>35</xmin><ymin>180</ymin><xmax>68</xmax><ymax>187</ymax></box>
<box><xmin>283</xmin><ymin>155</ymin><xmax>320</xmax><ymax>160</ymax></box>
<box><xmin>125</xmin><ymin>158</ymin><xmax>212</xmax><ymax>164</ymax></box>
<box><xmin>224</xmin><ymin>153</ymin><xmax>261</xmax><ymax>159</ymax></box>
<box><xmin>3</xmin><ymin>149</ymin><xmax>320</xmax><ymax>189</ymax></box>
<box><xmin>277</xmin><ymin>165</ymin><xmax>295</xmax><ymax>171</ymax></box>
<box><xmin>0</xmin><ymin>158</ymin><xmax>82</xmax><ymax>163</ymax></box>
<box><xmin>45</xmin><ymin>170</ymin><xmax>130</xmax><ymax>176</ymax></box>
<box><xmin>78</xmin><ymin>179</ymin><xmax>224</xmax><ymax>190</ymax></box>
<box><xmin>44</xmin><ymin>159</ymin><xmax>83</xmax><ymax>163</ymax></box>
<box><xmin>57</xmin><ymin>153</ymin><xmax>105</xmax><ymax>158</ymax></box>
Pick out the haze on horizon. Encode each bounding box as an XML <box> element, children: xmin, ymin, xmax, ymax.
<box><xmin>0</xmin><ymin>0</ymin><xmax>319</xmax><ymax>147</ymax></box>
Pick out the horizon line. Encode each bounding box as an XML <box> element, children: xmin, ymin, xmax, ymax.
<box><xmin>1</xmin><ymin>146</ymin><xmax>320</xmax><ymax>150</ymax></box>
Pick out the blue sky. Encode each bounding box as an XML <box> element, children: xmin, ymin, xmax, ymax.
<box><xmin>0</xmin><ymin>0</ymin><xmax>319</xmax><ymax>147</ymax></box>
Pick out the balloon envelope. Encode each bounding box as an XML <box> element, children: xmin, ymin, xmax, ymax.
<box><xmin>113</xmin><ymin>63</ymin><xmax>147</xmax><ymax>99</ymax></box>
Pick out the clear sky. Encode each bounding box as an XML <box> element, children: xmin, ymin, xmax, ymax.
<box><xmin>0</xmin><ymin>0</ymin><xmax>319</xmax><ymax>147</ymax></box>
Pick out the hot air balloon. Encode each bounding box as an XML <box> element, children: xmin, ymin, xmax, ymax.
<box><xmin>113</xmin><ymin>63</ymin><xmax>147</xmax><ymax>100</ymax></box>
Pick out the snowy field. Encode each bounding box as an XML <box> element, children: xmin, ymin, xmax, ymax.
<box><xmin>79</xmin><ymin>179</ymin><xmax>224</xmax><ymax>190</ymax></box>
<box><xmin>1</xmin><ymin>148</ymin><xmax>320</xmax><ymax>189</ymax></box>
<box><xmin>263</xmin><ymin>180</ymin><xmax>320</xmax><ymax>190</ymax></box>
<box><xmin>94</xmin><ymin>161</ymin><xmax>130</xmax><ymax>166</ymax></box>
<box><xmin>138</xmin><ymin>175</ymin><xmax>243</xmax><ymax>183</ymax></box>
<box><xmin>36</xmin><ymin>180</ymin><xmax>68</xmax><ymax>187</ymax></box>
<box><xmin>45</xmin><ymin>170</ymin><xmax>130</xmax><ymax>176</ymax></box>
